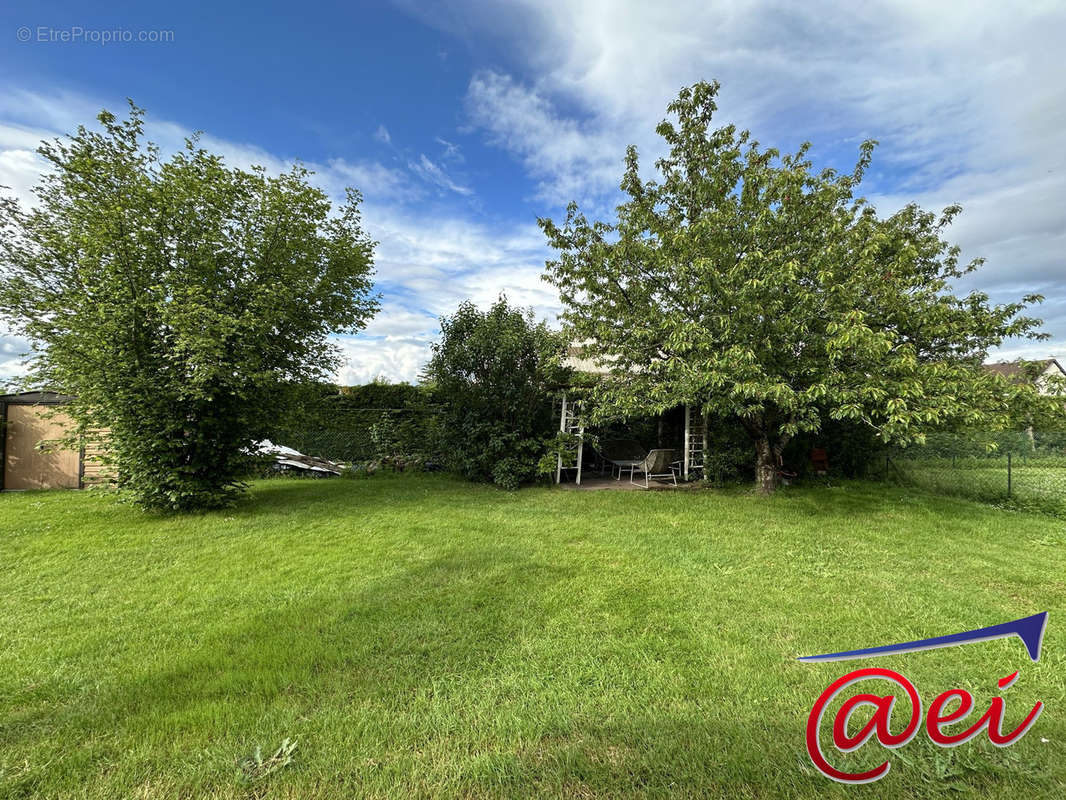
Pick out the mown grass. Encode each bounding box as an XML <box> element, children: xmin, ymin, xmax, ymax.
<box><xmin>1</xmin><ymin>475</ymin><xmax>1065</xmax><ymax>798</ymax></box>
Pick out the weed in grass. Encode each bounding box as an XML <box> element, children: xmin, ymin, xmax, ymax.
<box><xmin>238</xmin><ymin>738</ymin><xmax>297</xmax><ymax>783</ymax></box>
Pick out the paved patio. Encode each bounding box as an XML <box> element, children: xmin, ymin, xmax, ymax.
<box><xmin>556</xmin><ymin>474</ymin><xmax>682</xmax><ymax>491</ymax></box>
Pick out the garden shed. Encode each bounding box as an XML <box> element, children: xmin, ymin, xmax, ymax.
<box><xmin>0</xmin><ymin>391</ymin><xmax>111</xmax><ymax>490</ymax></box>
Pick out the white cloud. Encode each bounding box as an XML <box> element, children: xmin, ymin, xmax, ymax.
<box><xmin>0</xmin><ymin>332</ymin><xmax>33</xmax><ymax>385</ymax></box>
<box><xmin>454</xmin><ymin>1</ymin><xmax>1066</xmax><ymax>196</ymax></box>
<box><xmin>465</xmin><ymin>71</ymin><xmax>623</xmax><ymax>208</ymax></box>
<box><xmin>361</xmin><ymin>307</ymin><xmax>439</xmax><ymax>341</ymax></box>
<box><xmin>368</xmin><ymin>206</ymin><xmax>552</xmax><ymax>308</ymax></box>
<box><xmin>0</xmin><ymin>88</ymin><xmax>548</xmax><ymax>385</ymax></box>
<box><xmin>444</xmin><ymin>0</ymin><xmax>1066</xmax><ymax>357</ymax></box>
<box><xmin>0</xmin><ymin>145</ymin><xmax>48</xmax><ymax>208</ymax></box>
<box><xmin>407</xmin><ymin>153</ymin><xmax>473</xmax><ymax>196</ymax></box>
<box><xmin>327</xmin><ymin>158</ymin><xmax>418</xmax><ymax>202</ymax></box>
<box><xmin>334</xmin><ymin>336</ymin><xmax>432</xmax><ymax>385</ymax></box>
<box><xmin>434</xmin><ymin>136</ymin><xmax>463</xmax><ymax>162</ymax></box>
<box><xmin>6</xmin><ymin>0</ymin><xmax>1066</xmax><ymax>381</ymax></box>
<box><xmin>0</xmin><ymin>88</ymin><xmax>105</xmax><ymax>133</ymax></box>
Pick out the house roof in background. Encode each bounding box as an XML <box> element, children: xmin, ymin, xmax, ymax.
<box><xmin>982</xmin><ymin>358</ymin><xmax>1066</xmax><ymax>382</ymax></box>
<box><xmin>563</xmin><ymin>345</ymin><xmax>614</xmax><ymax>376</ymax></box>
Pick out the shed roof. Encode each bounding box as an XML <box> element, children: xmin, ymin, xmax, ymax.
<box><xmin>0</xmin><ymin>390</ymin><xmax>73</xmax><ymax>404</ymax></box>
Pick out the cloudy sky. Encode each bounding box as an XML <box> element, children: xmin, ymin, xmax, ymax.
<box><xmin>2</xmin><ymin>0</ymin><xmax>1064</xmax><ymax>384</ymax></box>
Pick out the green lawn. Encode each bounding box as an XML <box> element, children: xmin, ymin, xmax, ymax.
<box><xmin>2</xmin><ymin>476</ymin><xmax>1065</xmax><ymax>798</ymax></box>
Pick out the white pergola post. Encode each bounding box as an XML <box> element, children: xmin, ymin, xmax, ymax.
<box><xmin>683</xmin><ymin>403</ymin><xmax>691</xmax><ymax>481</ymax></box>
<box><xmin>702</xmin><ymin>408</ymin><xmax>709</xmax><ymax>480</ymax></box>
<box><xmin>556</xmin><ymin>393</ymin><xmax>567</xmax><ymax>484</ymax></box>
<box><xmin>555</xmin><ymin>393</ymin><xmax>584</xmax><ymax>485</ymax></box>
<box><xmin>575</xmin><ymin>415</ymin><xmax>584</xmax><ymax>486</ymax></box>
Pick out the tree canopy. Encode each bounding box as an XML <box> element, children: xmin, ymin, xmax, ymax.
<box><xmin>540</xmin><ymin>81</ymin><xmax>1054</xmax><ymax>493</ymax></box>
<box><xmin>0</xmin><ymin>104</ymin><xmax>378</xmax><ymax>510</ymax></box>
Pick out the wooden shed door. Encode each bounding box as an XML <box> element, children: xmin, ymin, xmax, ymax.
<box><xmin>3</xmin><ymin>406</ymin><xmax>80</xmax><ymax>490</ymax></box>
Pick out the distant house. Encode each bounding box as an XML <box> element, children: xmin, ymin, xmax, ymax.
<box><xmin>0</xmin><ymin>391</ymin><xmax>112</xmax><ymax>490</ymax></box>
<box><xmin>983</xmin><ymin>358</ymin><xmax>1066</xmax><ymax>395</ymax></box>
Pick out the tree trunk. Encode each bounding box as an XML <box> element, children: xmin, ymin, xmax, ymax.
<box><xmin>741</xmin><ymin>413</ymin><xmax>791</xmax><ymax>496</ymax></box>
<box><xmin>755</xmin><ymin>437</ymin><xmax>777</xmax><ymax>495</ymax></box>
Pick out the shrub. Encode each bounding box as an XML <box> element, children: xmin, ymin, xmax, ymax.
<box><xmin>423</xmin><ymin>298</ymin><xmax>568</xmax><ymax>488</ymax></box>
<box><xmin>0</xmin><ymin>105</ymin><xmax>377</xmax><ymax>511</ymax></box>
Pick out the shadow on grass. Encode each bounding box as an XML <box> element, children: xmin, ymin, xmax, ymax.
<box><xmin>456</xmin><ymin>709</ymin><xmax>1051</xmax><ymax>798</ymax></box>
<box><xmin>766</xmin><ymin>480</ymin><xmax>1004</xmax><ymax>522</ymax></box>
<box><xmin>3</xmin><ymin>477</ymin><xmax>1056</xmax><ymax>798</ymax></box>
<box><xmin>0</xmin><ymin>543</ymin><xmax>571</xmax><ymax>797</ymax></box>
<box><xmin>228</xmin><ymin>473</ymin><xmax>481</xmax><ymax>517</ymax></box>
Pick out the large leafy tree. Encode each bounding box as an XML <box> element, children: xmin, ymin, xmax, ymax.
<box><xmin>423</xmin><ymin>298</ymin><xmax>567</xmax><ymax>490</ymax></box>
<box><xmin>0</xmin><ymin>104</ymin><xmax>378</xmax><ymax>510</ymax></box>
<box><xmin>541</xmin><ymin>81</ymin><xmax>1052</xmax><ymax>493</ymax></box>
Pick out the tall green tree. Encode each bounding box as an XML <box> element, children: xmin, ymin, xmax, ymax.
<box><xmin>0</xmin><ymin>104</ymin><xmax>378</xmax><ymax>510</ymax></box>
<box><xmin>540</xmin><ymin>81</ymin><xmax>1051</xmax><ymax>493</ymax></box>
<box><xmin>423</xmin><ymin>298</ymin><xmax>567</xmax><ymax>490</ymax></box>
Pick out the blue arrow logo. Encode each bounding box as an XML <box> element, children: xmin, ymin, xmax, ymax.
<box><xmin>798</xmin><ymin>612</ymin><xmax>1048</xmax><ymax>663</ymax></box>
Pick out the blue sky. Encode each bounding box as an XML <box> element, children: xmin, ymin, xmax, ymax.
<box><xmin>2</xmin><ymin>1</ymin><xmax>1065</xmax><ymax>383</ymax></box>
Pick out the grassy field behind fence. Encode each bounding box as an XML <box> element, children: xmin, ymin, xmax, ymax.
<box><xmin>890</xmin><ymin>455</ymin><xmax>1066</xmax><ymax>517</ymax></box>
<box><xmin>2</xmin><ymin>476</ymin><xmax>1066</xmax><ymax>799</ymax></box>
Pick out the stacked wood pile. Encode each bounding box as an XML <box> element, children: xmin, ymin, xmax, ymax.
<box><xmin>82</xmin><ymin>428</ymin><xmax>115</xmax><ymax>486</ymax></box>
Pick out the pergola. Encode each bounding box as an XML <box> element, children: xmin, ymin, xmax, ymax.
<box><xmin>554</xmin><ymin>345</ymin><xmax>706</xmax><ymax>485</ymax></box>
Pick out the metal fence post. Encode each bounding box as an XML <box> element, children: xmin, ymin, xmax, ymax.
<box><xmin>1007</xmin><ymin>451</ymin><xmax>1012</xmax><ymax>497</ymax></box>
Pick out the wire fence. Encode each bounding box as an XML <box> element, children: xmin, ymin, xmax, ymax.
<box><xmin>880</xmin><ymin>431</ymin><xmax>1066</xmax><ymax>517</ymax></box>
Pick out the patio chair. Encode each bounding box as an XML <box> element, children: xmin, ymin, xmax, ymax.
<box><xmin>629</xmin><ymin>448</ymin><xmax>679</xmax><ymax>488</ymax></box>
<box><xmin>776</xmin><ymin>452</ymin><xmax>798</xmax><ymax>485</ymax></box>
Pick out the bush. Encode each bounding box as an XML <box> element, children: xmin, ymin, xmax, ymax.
<box><xmin>782</xmin><ymin>417</ymin><xmax>888</xmax><ymax>479</ymax></box>
<box><xmin>269</xmin><ymin>379</ymin><xmax>441</xmax><ymax>465</ymax></box>
<box><xmin>336</xmin><ymin>380</ymin><xmax>424</xmax><ymax>409</ymax></box>
<box><xmin>0</xmin><ymin>106</ymin><xmax>377</xmax><ymax>511</ymax></box>
<box><xmin>423</xmin><ymin>298</ymin><xmax>568</xmax><ymax>489</ymax></box>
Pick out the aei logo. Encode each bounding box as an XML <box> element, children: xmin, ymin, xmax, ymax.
<box><xmin>799</xmin><ymin>612</ymin><xmax>1048</xmax><ymax>784</ymax></box>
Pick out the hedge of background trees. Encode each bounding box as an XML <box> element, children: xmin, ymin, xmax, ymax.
<box><xmin>5</xmin><ymin>91</ymin><xmax>1062</xmax><ymax>509</ymax></box>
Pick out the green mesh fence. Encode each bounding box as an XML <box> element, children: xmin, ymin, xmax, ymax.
<box><xmin>882</xmin><ymin>431</ymin><xmax>1066</xmax><ymax>517</ymax></box>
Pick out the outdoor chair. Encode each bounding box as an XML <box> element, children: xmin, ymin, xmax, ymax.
<box><xmin>775</xmin><ymin>452</ymin><xmax>798</xmax><ymax>485</ymax></box>
<box><xmin>628</xmin><ymin>448</ymin><xmax>679</xmax><ymax>488</ymax></box>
